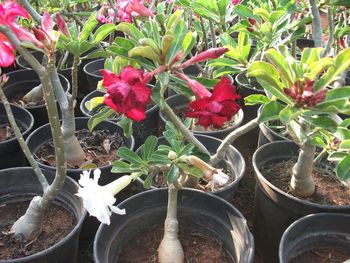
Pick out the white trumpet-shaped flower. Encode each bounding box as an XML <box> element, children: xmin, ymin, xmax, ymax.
<box><xmin>76</xmin><ymin>169</ymin><xmax>133</xmax><ymax>225</ymax></box>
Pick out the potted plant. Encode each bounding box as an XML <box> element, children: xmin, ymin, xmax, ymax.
<box><xmin>246</xmin><ymin>44</ymin><xmax>350</xmax><ymax>262</ymax></box>
<box><xmin>0</xmin><ymin>1</ymin><xmax>87</xmax><ymax>261</ymax></box>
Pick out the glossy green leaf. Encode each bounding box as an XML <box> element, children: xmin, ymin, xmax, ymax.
<box><xmin>116</xmin><ymin>22</ymin><xmax>144</xmax><ymax>41</ymax></box>
<box><xmin>87</xmin><ymin>107</ymin><xmax>114</xmax><ymax>131</ymax></box>
<box><xmin>244</xmin><ymin>94</ymin><xmax>271</xmax><ymax>106</ymax></box>
<box><xmin>258</xmin><ymin>101</ymin><xmax>285</xmax><ymax>123</ymax></box>
<box><xmin>80</xmin><ymin>13</ymin><xmax>98</xmax><ymax>42</ymax></box>
<box><xmin>85</xmin><ymin>96</ymin><xmax>104</xmax><ymax>111</ymax></box>
<box><xmin>128</xmin><ymin>46</ymin><xmax>160</xmax><ymax>62</ymax></box>
<box><xmin>166</xmin><ymin>164</ymin><xmax>179</xmax><ymax>183</ymax></box>
<box><xmin>117</xmin><ymin>147</ymin><xmax>144</xmax><ymax>166</ymax></box>
<box><xmin>117</xmin><ymin>117</ymin><xmax>133</xmax><ymax>138</ymax></box>
<box><xmin>141</xmin><ymin>136</ymin><xmax>158</xmax><ymax>160</ymax></box>
<box><xmin>111</xmin><ymin>160</ymin><xmax>132</xmax><ymax>173</ymax></box>
<box><xmin>92</xmin><ymin>24</ymin><xmax>116</xmax><ymax>44</ymax></box>
<box><xmin>279</xmin><ymin>106</ymin><xmax>303</xmax><ymax>124</ymax></box>
<box><xmin>336</xmin><ymin>155</ymin><xmax>350</xmax><ymax>180</ymax></box>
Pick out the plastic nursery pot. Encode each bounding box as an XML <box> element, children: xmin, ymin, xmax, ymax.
<box><xmin>0</xmin><ymin>103</ymin><xmax>34</xmax><ymax>169</ymax></box>
<box><xmin>16</xmin><ymin>51</ymin><xmax>80</xmax><ymax>85</ymax></box>
<box><xmin>279</xmin><ymin>213</ymin><xmax>350</xmax><ymax>263</ymax></box>
<box><xmin>252</xmin><ymin>140</ymin><xmax>350</xmax><ymax>263</ymax></box>
<box><xmin>3</xmin><ymin>69</ymin><xmax>70</xmax><ymax>129</ymax></box>
<box><xmin>159</xmin><ymin>94</ymin><xmax>244</xmax><ymax>140</ymax></box>
<box><xmin>93</xmin><ymin>188</ymin><xmax>254</xmax><ymax>263</ymax></box>
<box><xmin>0</xmin><ymin>167</ymin><xmax>86</xmax><ymax>263</ymax></box>
<box><xmin>80</xmin><ymin>90</ymin><xmax>159</xmax><ymax>149</ymax></box>
<box><xmin>235</xmin><ymin>72</ymin><xmax>265</xmax><ymax>121</ymax></box>
<box><xmin>83</xmin><ymin>58</ymin><xmax>105</xmax><ymax>92</ymax></box>
<box><xmin>137</xmin><ymin>134</ymin><xmax>246</xmax><ymax>201</ymax></box>
<box><xmin>26</xmin><ymin>117</ymin><xmax>135</xmax><ymax>182</ymax></box>
<box><xmin>296</xmin><ymin>38</ymin><xmax>315</xmax><ymax>49</ymax></box>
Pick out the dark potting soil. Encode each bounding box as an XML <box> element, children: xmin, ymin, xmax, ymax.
<box><xmin>289</xmin><ymin>247</ymin><xmax>350</xmax><ymax>263</ymax></box>
<box><xmin>0</xmin><ymin>201</ymin><xmax>75</xmax><ymax>260</ymax></box>
<box><xmin>35</xmin><ymin>128</ymin><xmax>124</xmax><ymax>169</ymax></box>
<box><xmin>118</xmin><ymin>224</ymin><xmax>234</xmax><ymax>263</ymax></box>
<box><xmin>0</xmin><ymin>122</ymin><xmax>23</xmax><ymax>142</ymax></box>
<box><xmin>261</xmin><ymin>159</ymin><xmax>350</xmax><ymax>206</ymax></box>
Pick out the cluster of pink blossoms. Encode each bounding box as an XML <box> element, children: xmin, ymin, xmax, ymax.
<box><xmin>96</xmin><ymin>0</ymin><xmax>153</xmax><ymax>24</ymax></box>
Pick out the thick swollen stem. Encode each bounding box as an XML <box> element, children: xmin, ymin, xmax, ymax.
<box><xmin>158</xmin><ymin>185</ymin><xmax>184</xmax><ymax>263</ymax></box>
<box><xmin>162</xmin><ymin>101</ymin><xmax>210</xmax><ymax>156</ymax></box>
<box><xmin>323</xmin><ymin>7</ymin><xmax>334</xmax><ymax>57</ymax></box>
<box><xmin>23</xmin><ymin>84</ymin><xmax>43</xmax><ymax>103</ymax></box>
<box><xmin>0</xmin><ymin>87</ymin><xmax>48</xmax><ymax>190</ymax></box>
<box><xmin>211</xmin><ymin>117</ymin><xmax>259</xmax><ymax>166</ymax></box>
<box><xmin>310</xmin><ymin>0</ymin><xmax>323</xmax><ymax>47</ymax></box>
<box><xmin>291</xmin><ymin>140</ymin><xmax>316</xmax><ymax>198</ymax></box>
<box><xmin>50</xmin><ymin>61</ymin><xmax>85</xmax><ymax>166</ymax></box>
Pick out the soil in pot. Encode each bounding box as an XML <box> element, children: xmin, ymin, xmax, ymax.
<box><xmin>118</xmin><ymin>224</ymin><xmax>233</xmax><ymax>263</ymax></box>
<box><xmin>261</xmin><ymin>159</ymin><xmax>350</xmax><ymax>206</ymax></box>
<box><xmin>8</xmin><ymin>90</ymin><xmax>45</xmax><ymax>107</ymax></box>
<box><xmin>289</xmin><ymin>247</ymin><xmax>350</xmax><ymax>263</ymax></box>
<box><xmin>0</xmin><ymin>201</ymin><xmax>75</xmax><ymax>260</ymax></box>
<box><xmin>34</xmin><ymin>128</ymin><xmax>125</xmax><ymax>169</ymax></box>
<box><xmin>0</xmin><ymin>122</ymin><xmax>24</xmax><ymax>142</ymax></box>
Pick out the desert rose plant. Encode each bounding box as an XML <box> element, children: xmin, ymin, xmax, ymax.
<box><xmin>247</xmin><ymin>45</ymin><xmax>350</xmax><ymax>197</ymax></box>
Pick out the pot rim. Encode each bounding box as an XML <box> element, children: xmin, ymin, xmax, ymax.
<box><xmin>25</xmin><ymin>117</ymin><xmax>135</xmax><ymax>174</ymax></box>
<box><xmin>0</xmin><ymin>102</ymin><xmax>34</xmax><ymax>146</ymax></box>
<box><xmin>93</xmin><ymin>187</ymin><xmax>254</xmax><ymax>263</ymax></box>
<box><xmin>83</xmin><ymin>58</ymin><xmax>105</xmax><ymax>79</ymax></box>
<box><xmin>0</xmin><ymin>166</ymin><xmax>87</xmax><ymax>263</ymax></box>
<box><xmin>252</xmin><ymin>140</ymin><xmax>350</xmax><ymax>209</ymax></box>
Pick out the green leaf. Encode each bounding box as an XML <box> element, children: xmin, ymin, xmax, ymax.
<box><xmin>117</xmin><ymin>117</ymin><xmax>133</xmax><ymax>138</ymax></box>
<box><xmin>182</xmin><ymin>31</ymin><xmax>196</xmax><ymax>56</ymax></box>
<box><xmin>92</xmin><ymin>24</ymin><xmax>116</xmax><ymax>44</ymax></box>
<box><xmin>339</xmin><ymin>139</ymin><xmax>350</xmax><ymax>150</ymax></box>
<box><xmin>128</xmin><ymin>46</ymin><xmax>160</xmax><ymax>62</ymax></box>
<box><xmin>141</xmin><ymin>136</ymin><xmax>158</xmax><ymax>160</ymax></box>
<box><xmin>117</xmin><ymin>147</ymin><xmax>144</xmax><ymax>166</ymax></box>
<box><xmin>234</xmin><ymin>4</ymin><xmax>254</xmax><ymax>18</ymax></box>
<box><xmin>116</xmin><ymin>22</ymin><xmax>144</xmax><ymax>41</ymax></box>
<box><xmin>87</xmin><ymin>107</ymin><xmax>114</xmax><ymax>131</ymax></box>
<box><xmin>304</xmin><ymin>115</ymin><xmax>338</xmax><ymax>132</ymax></box>
<box><xmin>328</xmin><ymin>151</ymin><xmax>348</xmax><ymax>161</ymax></box>
<box><xmin>244</xmin><ymin>94</ymin><xmax>271</xmax><ymax>106</ymax></box>
<box><xmin>80</xmin><ymin>163</ymin><xmax>98</xmax><ymax>170</ymax></box>
<box><xmin>259</xmin><ymin>101</ymin><xmax>285</xmax><ymax>123</ymax></box>
<box><xmin>85</xmin><ymin>96</ymin><xmax>104</xmax><ymax>111</ymax></box>
<box><xmin>80</xmin><ymin>13</ymin><xmax>98</xmax><ymax>42</ymax></box>
<box><xmin>166</xmin><ymin>164</ymin><xmax>179</xmax><ymax>183</ymax></box>
<box><xmin>161</xmin><ymin>34</ymin><xmax>174</xmax><ymax>57</ymax></box>
<box><xmin>111</xmin><ymin>160</ymin><xmax>132</xmax><ymax>173</ymax></box>
<box><xmin>279</xmin><ymin>106</ymin><xmax>303</xmax><ymax>124</ymax></box>
<box><xmin>176</xmin><ymin>163</ymin><xmax>205</xmax><ymax>178</ymax></box>
<box><xmin>166</xmin><ymin>9</ymin><xmax>184</xmax><ymax>32</ymax></box>
<box><xmin>265</xmin><ymin>48</ymin><xmax>295</xmax><ymax>84</ymax></box>
<box><xmin>306</xmin><ymin>58</ymin><xmax>334</xmax><ymax>79</ymax></box>
<box><xmin>336</xmin><ymin>155</ymin><xmax>350</xmax><ymax>180</ymax></box>
<box><xmin>143</xmin><ymin>174</ymin><xmax>154</xmax><ymax>189</ymax></box>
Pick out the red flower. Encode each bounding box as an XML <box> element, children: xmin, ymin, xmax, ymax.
<box><xmin>185</xmin><ymin>77</ymin><xmax>241</xmax><ymax>129</ymax></box>
<box><xmin>102</xmin><ymin>66</ymin><xmax>152</xmax><ymax>122</ymax></box>
<box><xmin>284</xmin><ymin>80</ymin><xmax>327</xmax><ymax>108</ymax></box>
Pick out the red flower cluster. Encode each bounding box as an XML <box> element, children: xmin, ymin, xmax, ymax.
<box><xmin>185</xmin><ymin>77</ymin><xmax>241</xmax><ymax>129</ymax></box>
<box><xmin>284</xmin><ymin>80</ymin><xmax>327</xmax><ymax>108</ymax></box>
<box><xmin>102</xmin><ymin>66</ymin><xmax>152</xmax><ymax>122</ymax></box>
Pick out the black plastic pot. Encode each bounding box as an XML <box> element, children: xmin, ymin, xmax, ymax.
<box><xmin>93</xmin><ymin>188</ymin><xmax>254</xmax><ymax>263</ymax></box>
<box><xmin>80</xmin><ymin>90</ymin><xmax>159</xmax><ymax>149</ymax></box>
<box><xmin>0</xmin><ymin>167</ymin><xmax>86</xmax><ymax>263</ymax></box>
<box><xmin>279</xmin><ymin>213</ymin><xmax>350</xmax><ymax>263</ymax></box>
<box><xmin>3</xmin><ymin>69</ymin><xmax>70</xmax><ymax>129</ymax></box>
<box><xmin>137</xmin><ymin>134</ymin><xmax>245</xmax><ymax>201</ymax></box>
<box><xmin>83</xmin><ymin>58</ymin><xmax>105</xmax><ymax>92</ymax></box>
<box><xmin>252</xmin><ymin>140</ymin><xmax>350</xmax><ymax>263</ymax></box>
<box><xmin>16</xmin><ymin>51</ymin><xmax>79</xmax><ymax>85</ymax></box>
<box><xmin>235</xmin><ymin>72</ymin><xmax>265</xmax><ymax>122</ymax></box>
<box><xmin>296</xmin><ymin>38</ymin><xmax>315</xmax><ymax>49</ymax></box>
<box><xmin>0</xmin><ymin>103</ymin><xmax>34</xmax><ymax>169</ymax></box>
<box><xmin>160</xmin><ymin>94</ymin><xmax>244</xmax><ymax>140</ymax></box>
<box><xmin>26</xmin><ymin>117</ymin><xmax>135</xmax><ymax>182</ymax></box>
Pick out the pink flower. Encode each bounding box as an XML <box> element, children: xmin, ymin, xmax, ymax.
<box><xmin>284</xmin><ymin>80</ymin><xmax>327</xmax><ymax>107</ymax></box>
<box><xmin>185</xmin><ymin>77</ymin><xmax>241</xmax><ymax>129</ymax></box>
<box><xmin>176</xmin><ymin>72</ymin><xmax>211</xmax><ymax>99</ymax></box>
<box><xmin>56</xmin><ymin>14</ymin><xmax>70</xmax><ymax>37</ymax></box>
<box><xmin>0</xmin><ymin>1</ymin><xmax>36</xmax><ymax>67</ymax></box>
<box><xmin>179</xmin><ymin>47</ymin><xmax>229</xmax><ymax>69</ymax></box>
<box><xmin>231</xmin><ymin>0</ymin><xmax>241</xmax><ymax>5</ymax></box>
<box><xmin>102</xmin><ymin>66</ymin><xmax>152</xmax><ymax>122</ymax></box>
<box><xmin>116</xmin><ymin>0</ymin><xmax>153</xmax><ymax>23</ymax></box>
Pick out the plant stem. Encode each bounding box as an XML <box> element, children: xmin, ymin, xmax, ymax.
<box><xmin>199</xmin><ymin>17</ymin><xmax>208</xmax><ymax>51</ymax></box>
<box><xmin>310</xmin><ymin>0</ymin><xmax>322</xmax><ymax>47</ymax></box>
<box><xmin>0</xmin><ymin>83</ymin><xmax>49</xmax><ymax>190</ymax></box>
<box><xmin>162</xmin><ymin>101</ymin><xmax>210</xmax><ymax>156</ymax></box>
<box><xmin>211</xmin><ymin>117</ymin><xmax>259</xmax><ymax>166</ymax></box>
<box><xmin>18</xmin><ymin>0</ymin><xmax>42</xmax><ymax>23</ymax></box>
<box><xmin>291</xmin><ymin>139</ymin><xmax>316</xmax><ymax>198</ymax></box>
<box><xmin>158</xmin><ymin>184</ymin><xmax>184</xmax><ymax>263</ymax></box>
<box><xmin>323</xmin><ymin>7</ymin><xmax>334</xmax><ymax>57</ymax></box>
<box><xmin>209</xmin><ymin>20</ymin><xmax>217</xmax><ymax>48</ymax></box>
<box><xmin>72</xmin><ymin>56</ymin><xmax>80</xmax><ymax>101</ymax></box>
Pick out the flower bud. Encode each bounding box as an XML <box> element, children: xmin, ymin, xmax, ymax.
<box><xmin>56</xmin><ymin>14</ymin><xmax>70</xmax><ymax>37</ymax></box>
<box><xmin>179</xmin><ymin>47</ymin><xmax>229</xmax><ymax>69</ymax></box>
<box><xmin>248</xmin><ymin>18</ymin><xmax>256</xmax><ymax>26</ymax></box>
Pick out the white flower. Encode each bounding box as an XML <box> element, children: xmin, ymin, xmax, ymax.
<box><xmin>211</xmin><ymin>170</ymin><xmax>230</xmax><ymax>191</ymax></box>
<box><xmin>76</xmin><ymin>169</ymin><xmax>126</xmax><ymax>225</ymax></box>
